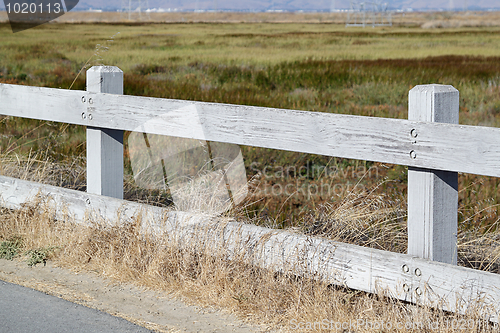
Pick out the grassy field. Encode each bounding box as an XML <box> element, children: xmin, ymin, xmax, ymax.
<box><xmin>1</xmin><ymin>18</ymin><xmax>500</xmax><ymax>227</ymax></box>
<box><xmin>1</xmin><ymin>14</ymin><xmax>500</xmax><ymax>331</ymax></box>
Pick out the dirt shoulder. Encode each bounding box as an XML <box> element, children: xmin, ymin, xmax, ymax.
<box><xmin>0</xmin><ymin>258</ymin><xmax>268</xmax><ymax>333</ymax></box>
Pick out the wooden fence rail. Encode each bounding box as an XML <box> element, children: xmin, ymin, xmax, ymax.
<box><xmin>0</xmin><ymin>66</ymin><xmax>499</xmax><ymax>322</ymax></box>
<box><xmin>2</xmin><ymin>79</ymin><xmax>500</xmax><ymax>178</ymax></box>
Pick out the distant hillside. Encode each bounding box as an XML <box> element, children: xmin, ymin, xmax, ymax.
<box><xmin>2</xmin><ymin>0</ymin><xmax>500</xmax><ymax>11</ymax></box>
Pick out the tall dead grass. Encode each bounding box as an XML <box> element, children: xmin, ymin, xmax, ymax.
<box><xmin>0</xmin><ymin>150</ymin><xmax>85</xmax><ymax>190</ymax></box>
<box><xmin>1</xmin><ymin>153</ymin><xmax>500</xmax><ymax>332</ymax></box>
<box><xmin>0</xmin><ymin>196</ymin><xmax>498</xmax><ymax>332</ymax></box>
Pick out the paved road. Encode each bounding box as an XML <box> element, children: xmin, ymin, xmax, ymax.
<box><xmin>0</xmin><ymin>280</ymin><xmax>153</xmax><ymax>333</ymax></box>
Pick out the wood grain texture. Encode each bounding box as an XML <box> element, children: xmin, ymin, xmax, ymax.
<box><xmin>86</xmin><ymin>66</ymin><xmax>124</xmax><ymax>199</ymax></box>
<box><xmin>0</xmin><ymin>175</ymin><xmax>498</xmax><ymax>323</ymax></box>
<box><xmin>0</xmin><ymin>83</ymin><xmax>88</xmax><ymax>125</ymax></box>
<box><xmin>3</xmin><ymin>83</ymin><xmax>500</xmax><ymax>177</ymax></box>
<box><xmin>408</xmin><ymin>85</ymin><xmax>459</xmax><ymax>265</ymax></box>
<box><xmin>90</xmin><ymin>92</ymin><xmax>500</xmax><ymax>178</ymax></box>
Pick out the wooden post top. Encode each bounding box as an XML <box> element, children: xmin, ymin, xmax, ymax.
<box><xmin>86</xmin><ymin>66</ymin><xmax>123</xmax><ymax>95</ymax></box>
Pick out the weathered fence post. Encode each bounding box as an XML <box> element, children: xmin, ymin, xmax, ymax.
<box><xmin>408</xmin><ymin>85</ymin><xmax>459</xmax><ymax>265</ymax></box>
<box><xmin>86</xmin><ymin>66</ymin><xmax>124</xmax><ymax>199</ymax></box>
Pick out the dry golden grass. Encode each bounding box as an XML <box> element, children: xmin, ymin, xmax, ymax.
<box><xmin>0</xmin><ymin>197</ymin><xmax>498</xmax><ymax>332</ymax></box>
<box><xmin>0</xmin><ymin>150</ymin><xmax>85</xmax><ymax>190</ymax></box>
<box><xmin>1</xmin><ymin>153</ymin><xmax>500</xmax><ymax>332</ymax></box>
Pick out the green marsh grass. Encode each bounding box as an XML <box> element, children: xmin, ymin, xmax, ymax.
<box><xmin>2</xmin><ymin>22</ymin><xmax>500</xmax><ymax>229</ymax></box>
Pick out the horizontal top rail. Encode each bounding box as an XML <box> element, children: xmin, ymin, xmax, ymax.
<box><xmin>2</xmin><ymin>83</ymin><xmax>500</xmax><ymax>178</ymax></box>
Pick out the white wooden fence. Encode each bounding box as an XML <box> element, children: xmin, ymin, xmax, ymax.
<box><xmin>1</xmin><ymin>66</ymin><xmax>500</xmax><ymax>322</ymax></box>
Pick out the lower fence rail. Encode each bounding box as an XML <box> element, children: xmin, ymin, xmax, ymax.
<box><xmin>0</xmin><ymin>175</ymin><xmax>498</xmax><ymax>323</ymax></box>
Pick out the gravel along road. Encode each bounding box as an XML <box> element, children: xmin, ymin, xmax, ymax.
<box><xmin>0</xmin><ymin>259</ymin><xmax>264</xmax><ymax>333</ymax></box>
